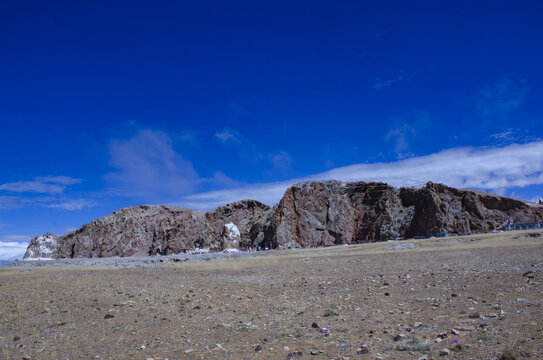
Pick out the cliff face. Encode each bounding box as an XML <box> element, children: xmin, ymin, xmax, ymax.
<box><xmin>256</xmin><ymin>181</ymin><xmax>540</xmax><ymax>249</ymax></box>
<box><xmin>23</xmin><ymin>181</ymin><xmax>543</xmax><ymax>259</ymax></box>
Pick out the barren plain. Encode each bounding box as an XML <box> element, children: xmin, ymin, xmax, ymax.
<box><xmin>1</xmin><ymin>230</ymin><xmax>542</xmax><ymax>360</ymax></box>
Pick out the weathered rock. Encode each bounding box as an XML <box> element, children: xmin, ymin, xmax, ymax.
<box><xmin>23</xmin><ymin>180</ymin><xmax>543</xmax><ymax>259</ymax></box>
<box><xmin>30</xmin><ymin>200</ymin><xmax>270</xmax><ymax>259</ymax></box>
<box><xmin>261</xmin><ymin>180</ymin><xmax>542</xmax><ymax>249</ymax></box>
<box><xmin>24</xmin><ymin>233</ymin><xmax>60</xmax><ymax>259</ymax></box>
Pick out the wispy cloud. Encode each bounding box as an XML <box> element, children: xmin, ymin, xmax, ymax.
<box><xmin>269</xmin><ymin>151</ymin><xmax>293</xmax><ymax>171</ymax></box>
<box><xmin>47</xmin><ymin>199</ymin><xmax>95</xmax><ymax>210</ymax></box>
<box><xmin>489</xmin><ymin>128</ymin><xmax>540</xmax><ymax>145</ymax></box>
<box><xmin>386</xmin><ymin>123</ymin><xmax>415</xmax><ymax>157</ymax></box>
<box><xmin>176</xmin><ymin>140</ymin><xmax>543</xmax><ymax>210</ymax></box>
<box><xmin>385</xmin><ymin>111</ymin><xmax>430</xmax><ymax>158</ymax></box>
<box><xmin>0</xmin><ymin>176</ymin><xmax>92</xmax><ymax>211</ymax></box>
<box><xmin>0</xmin><ymin>176</ymin><xmax>81</xmax><ymax>194</ymax></box>
<box><xmin>0</xmin><ymin>234</ymin><xmax>31</xmax><ymax>242</ymax></box>
<box><xmin>105</xmin><ymin>129</ymin><xmax>199</xmax><ymax>201</ymax></box>
<box><xmin>215</xmin><ymin>129</ymin><xmax>240</xmax><ymax>144</ymax></box>
<box><xmin>476</xmin><ymin>78</ymin><xmax>528</xmax><ymax>120</ymax></box>
<box><xmin>490</xmin><ymin>129</ymin><xmax>514</xmax><ymax>140</ymax></box>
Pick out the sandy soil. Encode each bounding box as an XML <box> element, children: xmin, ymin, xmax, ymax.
<box><xmin>1</xmin><ymin>230</ymin><xmax>542</xmax><ymax>360</ymax></box>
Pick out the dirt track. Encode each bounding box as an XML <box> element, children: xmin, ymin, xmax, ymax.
<box><xmin>1</xmin><ymin>231</ymin><xmax>542</xmax><ymax>359</ymax></box>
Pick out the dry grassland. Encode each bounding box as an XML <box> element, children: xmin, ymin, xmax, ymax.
<box><xmin>1</xmin><ymin>230</ymin><xmax>542</xmax><ymax>359</ymax></box>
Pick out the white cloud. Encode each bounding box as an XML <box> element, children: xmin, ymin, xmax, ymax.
<box><xmin>105</xmin><ymin>129</ymin><xmax>199</xmax><ymax>200</ymax></box>
<box><xmin>0</xmin><ymin>241</ymin><xmax>29</xmax><ymax>261</ymax></box>
<box><xmin>0</xmin><ymin>235</ymin><xmax>32</xmax><ymax>261</ymax></box>
<box><xmin>0</xmin><ymin>176</ymin><xmax>81</xmax><ymax>194</ymax></box>
<box><xmin>47</xmin><ymin>199</ymin><xmax>95</xmax><ymax>210</ymax></box>
<box><xmin>176</xmin><ymin>140</ymin><xmax>543</xmax><ymax>210</ymax></box>
<box><xmin>0</xmin><ymin>242</ymin><xmax>28</xmax><ymax>261</ymax></box>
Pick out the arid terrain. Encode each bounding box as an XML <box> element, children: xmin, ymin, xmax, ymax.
<box><xmin>1</xmin><ymin>230</ymin><xmax>542</xmax><ymax>360</ymax></box>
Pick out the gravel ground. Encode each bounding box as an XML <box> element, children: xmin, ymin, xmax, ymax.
<box><xmin>1</xmin><ymin>231</ymin><xmax>542</xmax><ymax>360</ymax></box>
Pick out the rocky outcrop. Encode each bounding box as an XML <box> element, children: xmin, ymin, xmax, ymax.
<box><xmin>23</xmin><ymin>181</ymin><xmax>543</xmax><ymax>259</ymax></box>
<box><xmin>24</xmin><ymin>233</ymin><xmax>60</xmax><ymax>259</ymax></box>
<box><xmin>255</xmin><ymin>181</ymin><xmax>541</xmax><ymax>249</ymax></box>
<box><xmin>53</xmin><ymin>199</ymin><xmax>270</xmax><ymax>258</ymax></box>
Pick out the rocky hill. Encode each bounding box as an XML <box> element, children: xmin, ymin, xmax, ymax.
<box><xmin>23</xmin><ymin>181</ymin><xmax>543</xmax><ymax>259</ymax></box>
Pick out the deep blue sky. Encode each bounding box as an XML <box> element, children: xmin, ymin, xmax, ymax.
<box><xmin>1</xmin><ymin>1</ymin><xmax>543</xmax><ymax>260</ymax></box>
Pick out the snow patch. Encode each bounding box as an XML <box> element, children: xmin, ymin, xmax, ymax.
<box><xmin>223</xmin><ymin>248</ymin><xmax>240</xmax><ymax>253</ymax></box>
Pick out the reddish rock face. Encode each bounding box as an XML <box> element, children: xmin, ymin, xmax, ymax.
<box><xmin>255</xmin><ymin>181</ymin><xmax>542</xmax><ymax>249</ymax></box>
<box><xmin>23</xmin><ymin>181</ymin><xmax>543</xmax><ymax>258</ymax></box>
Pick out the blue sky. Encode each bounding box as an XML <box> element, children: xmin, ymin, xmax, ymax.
<box><xmin>1</xmin><ymin>1</ymin><xmax>543</xmax><ymax>260</ymax></box>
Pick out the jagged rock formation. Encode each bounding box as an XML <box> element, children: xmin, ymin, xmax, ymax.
<box><xmin>24</xmin><ymin>181</ymin><xmax>543</xmax><ymax>259</ymax></box>
<box><xmin>253</xmin><ymin>181</ymin><xmax>542</xmax><ymax>249</ymax></box>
